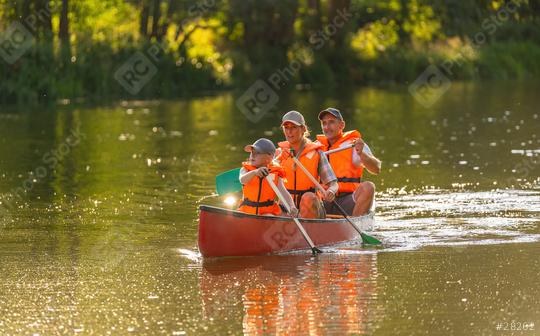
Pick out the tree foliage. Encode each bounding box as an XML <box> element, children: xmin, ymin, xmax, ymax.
<box><xmin>0</xmin><ymin>0</ymin><xmax>539</xmax><ymax>103</ymax></box>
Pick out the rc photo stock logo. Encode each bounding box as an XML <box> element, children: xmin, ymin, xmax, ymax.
<box><xmin>236</xmin><ymin>7</ymin><xmax>352</xmax><ymax>123</ymax></box>
<box><xmin>408</xmin><ymin>65</ymin><xmax>452</xmax><ymax>108</ymax></box>
<box><xmin>236</xmin><ymin>80</ymin><xmax>280</xmax><ymax>123</ymax></box>
<box><xmin>262</xmin><ymin>220</ymin><xmax>304</xmax><ymax>251</ymax></box>
<box><xmin>408</xmin><ymin>0</ymin><xmax>523</xmax><ymax>108</ymax></box>
<box><xmin>114</xmin><ymin>45</ymin><xmax>161</xmax><ymax>95</ymax></box>
<box><xmin>0</xmin><ymin>22</ymin><xmax>34</xmax><ymax>64</ymax></box>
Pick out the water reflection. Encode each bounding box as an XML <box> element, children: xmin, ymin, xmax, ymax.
<box><xmin>201</xmin><ymin>254</ymin><xmax>378</xmax><ymax>335</ymax></box>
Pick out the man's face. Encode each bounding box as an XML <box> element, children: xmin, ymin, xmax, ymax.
<box><xmin>282</xmin><ymin>122</ymin><xmax>304</xmax><ymax>144</ymax></box>
<box><xmin>320</xmin><ymin>114</ymin><xmax>345</xmax><ymax>141</ymax></box>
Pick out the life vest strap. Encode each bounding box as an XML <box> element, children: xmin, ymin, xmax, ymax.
<box><xmin>287</xmin><ymin>188</ymin><xmax>317</xmax><ymax>209</ymax></box>
<box><xmin>240</xmin><ymin>198</ymin><xmax>274</xmax><ymax>208</ymax></box>
<box><xmin>287</xmin><ymin>188</ymin><xmax>316</xmax><ymax>195</ymax></box>
<box><xmin>337</xmin><ymin>177</ymin><xmax>362</xmax><ymax>183</ymax></box>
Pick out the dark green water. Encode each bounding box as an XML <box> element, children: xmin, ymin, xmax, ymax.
<box><xmin>1</xmin><ymin>81</ymin><xmax>539</xmax><ymax>335</ymax></box>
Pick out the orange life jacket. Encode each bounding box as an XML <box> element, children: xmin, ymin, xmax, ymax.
<box><xmin>316</xmin><ymin>130</ymin><xmax>363</xmax><ymax>194</ymax></box>
<box><xmin>238</xmin><ymin>162</ymin><xmax>285</xmax><ymax>216</ymax></box>
<box><xmin>277</xmin><ymin>140</ymin><xmax>322</xmax><ymax>208</ymax></box>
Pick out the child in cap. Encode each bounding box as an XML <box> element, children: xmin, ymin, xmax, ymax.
<box><xmin>238</xmin><ymin>138</ymin><xmax>298</xmax><ymax>216</ymax></box>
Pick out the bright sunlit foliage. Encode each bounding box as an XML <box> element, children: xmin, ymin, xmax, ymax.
<box><xmin>0</xmin><ymin>0</ymin><xmax>539</xmax><ymax>104</ymax></box>
<box><xmin>352</xmin><ymin>19</ymin><xmax>400</xmax><ymax>59</ymax></box>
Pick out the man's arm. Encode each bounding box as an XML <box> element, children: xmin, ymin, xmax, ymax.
<box><xmin>317</xmin><ymin>151</ymin><xmax>338</xmax><ymax>201</ymax></box>
<box><xmin>353</xmin><ymin>139</ymin><xmax>381</xmax><ymax>175</ymax></box>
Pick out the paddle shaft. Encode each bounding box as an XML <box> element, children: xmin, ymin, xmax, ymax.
<box><xmin>290</xmin><ymin>155</ymin><xmax>380</xmax><ymax>243</ymax></box>
<box><xmin>322</xmin><ymin>143</ymin><xmax>354</xmax><ymax>156</ymax></box>
<box><xmin>265</xmin><ymin>174</ymin><xmax>322</xmax><ymax>254</ymax></box>
<box><xmin>214</xmin><ymin>144</ymin><xmax>351</xmax><ymax>195</ymax></box>
<box><xmin>290</xmin><ymin>156</ymin><xmax>326</xmax><ymax>194</ymax></box>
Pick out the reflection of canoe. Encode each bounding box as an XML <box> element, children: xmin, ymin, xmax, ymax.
<box><xmin>198</xmin><ymin>205</ymin><xmax>375</xmax><ymax>257</ymax></box>
<box><xmin>199</xmin><ymin>253</ymin><xmax>379</xmax><ymax>335</ymax></box>
<box><xmin>202</xmin><ymin>255</ymin><xmax>310</xmax><ymax>276</ymax></box>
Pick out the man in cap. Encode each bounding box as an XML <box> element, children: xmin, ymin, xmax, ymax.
<box><xmin>316</xmin><ymin>107</ymin><xmax>381</xmax><ymax>216</ymax></box>
<box><xmin>276</xmin><ymin>111</ymin><xmax>339</xmax><ymax>219</ymax></box>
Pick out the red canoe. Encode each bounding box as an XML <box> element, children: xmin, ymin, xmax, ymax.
<box><xmin>198</xmin><ymin>205</ymin><xmax>375</xmax><ymax>257</ymax></box>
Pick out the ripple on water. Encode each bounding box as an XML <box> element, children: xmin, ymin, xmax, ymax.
<box><xmin>374</xmin><ymin>189</ymin><xmax>540</xmax><ymax>252</ymax></box>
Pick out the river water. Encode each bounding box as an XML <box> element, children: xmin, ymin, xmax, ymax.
<box><xmin>0</xmin><ymin>81</ymin><xmax>539</xmax><ymax>335</ymax></box>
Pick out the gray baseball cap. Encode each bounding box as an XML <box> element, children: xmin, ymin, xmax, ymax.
<box><xmin>318</xmin><ymin>107</ymin><xmax>343</xmax><ymax>121</ymax></box>
<box><xmin>281</xmin><ymin>110</ymin><xmax>306</xmax><ymax>126</ymax></box>
<box><xmin>244</xmin><ymin>138</ymin><xmax>276</xmax><ymax>155</ymax></box>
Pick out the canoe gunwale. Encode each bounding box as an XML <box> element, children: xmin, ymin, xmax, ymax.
<box><xmin>199</xmin><ymin>205</ymin><xmax>374</xmax><ymax>223</ymax></box>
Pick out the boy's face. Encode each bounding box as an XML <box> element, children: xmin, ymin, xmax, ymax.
<box><xmin>249</xmin><ymin>151</ymin><xmax>273</xmax><ymax>167</ymax></box>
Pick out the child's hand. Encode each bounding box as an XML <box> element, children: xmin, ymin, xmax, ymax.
<box><xmin>289</xmin><ymin>206</ymin><xmax>299</xmax><ymax>217</ymax></box>
<box><xmin>255</xmin><ymin>167</ymin><xmax>270</xmax><ymax>178</ymax></box>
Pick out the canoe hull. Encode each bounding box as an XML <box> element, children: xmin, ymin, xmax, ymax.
<box><xmin>198</xmin><ymin>205</ymin><xmax>375</xmax><ymax>257</ymax></box>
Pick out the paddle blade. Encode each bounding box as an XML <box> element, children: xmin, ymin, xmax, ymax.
<box><xmin>360</xmin><ymin>232</ymin><xmax>382</xmax><ymax>245</ymax></box>
<box><xmin>216</xmin><ymin>168</ymin><xmax>242</xmax><ymax>196</ymax></box>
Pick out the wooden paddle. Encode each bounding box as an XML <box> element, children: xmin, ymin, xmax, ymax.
<box><xmin>288</xmin><ymin>153</ymin><xmax>382</xmax><ymax>245</ymax></box>
<box><xmin>214</xmin><ymin>144</ymin><xmax>354</xmax><ymax>195</ymax></box>
<box><xmin>265</xmin><ymin>174</ymin><xmax>322</xmax><ymax>255</ymax></box>
<box><xmin>322</xmin><ymin>143</ymin><xmax>354</xmax><ymax>156</ymax></box>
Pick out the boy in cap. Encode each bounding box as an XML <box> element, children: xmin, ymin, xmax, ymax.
<box><xmin>239</xmin><ymin>138</ymin><xmax>298</xmax><ymax>216</ymax></box>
